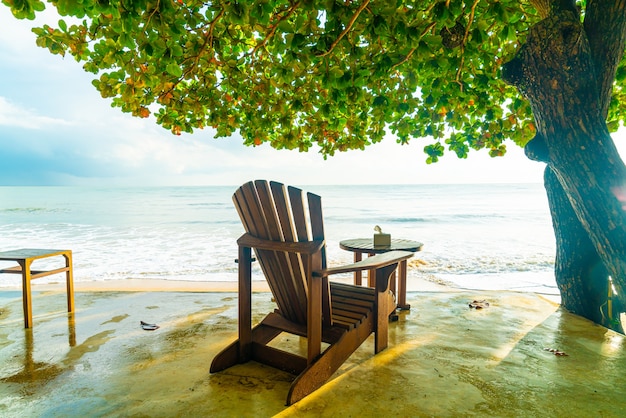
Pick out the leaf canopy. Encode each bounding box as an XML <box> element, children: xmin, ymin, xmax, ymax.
<box><xmin>2</xmin><ymin>0</ymin><xmax>575</xmax><ymax>161</ymax></box>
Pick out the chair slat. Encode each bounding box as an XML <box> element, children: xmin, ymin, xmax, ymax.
<box><xmin>330</xmin><ymin>317</ymin><xmax>356</xmax><ymax>329</ymax></box>
<box><xmin>307</xmin><ymin>192</ymin><xmax>324</xmax><ymax>241</ymax></box>
<box><xmin>330</xmin><ymin>295</ymin><xmax>374</xmax><ymax>309</ymax></box>
<box><xmin>331</xmin><ymin>308</ymin><xmax>364</xmax><ymax>321</ymax></box>
<box><xmin>331</xmin><ymin>283</ymin><xmax>376</xmax><ymax>303</ymax></box>
<box><xmin>235</xmin><ymin>182</ymin><xmax>265</xmax><ymax>236</ymax></box>
<box><xmin>271</xmin><ymin>182</ymin><xmax>308</xmax><ymax>317</ymax></box>
<box><xmin>255</xmin><ymin>181</ymin><xmax>303</xmax><ymax>323</ymax></box>
<box><xmin>266</xmin><ymin>181</ymin><xmax>307</xmax><ymax>323</ymax></box>
<box><xmin>307</xmin><ymin>192</ymin><xmax>326</xmax><ymax>271</ymax></box>
<box><xmin>236</xmin><ymin>182</ymin><xmax>294</xmax><ymax>321</ymax></box>
<box><xmin>331</xmin><ymin>301</ymin><xmax>371</xmax><ymax>315</ymax></box>
<box><xmin>288</xmin><ymin>186</ymin><xmax>309</xmax><ymax>242</ymax></box>
<box><xmin>304</xmin><ymin>190</ymin><xmax>331</xmax><ymax>323</ymax></box>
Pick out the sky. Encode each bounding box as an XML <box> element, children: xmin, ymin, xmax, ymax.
<box><xmin>0</xmin><ymin>6</ymin><xmax>575</xmax><ymax>187</ymax></box>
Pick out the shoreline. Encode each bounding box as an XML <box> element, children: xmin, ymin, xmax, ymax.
<box><xmin>0</xmin><ymin>274</ymin><xmax>453</xmax><ymax>293</ymax></box>
<box><xmin>0</xmin><ymin>275</ymin><xmax>562</xmax><ymax>304</ymax></box>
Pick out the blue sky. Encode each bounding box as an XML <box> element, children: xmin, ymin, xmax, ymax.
<box><xmin>0</xmin><ymin>6</ymin><xmax>555</xmax><ymax>186</ymax></box>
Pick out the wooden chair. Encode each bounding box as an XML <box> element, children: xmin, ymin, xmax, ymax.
<box><xmin>210</xmin><ymin>180</ymin><xmax>414</xmax><ymax>405</ymax></box>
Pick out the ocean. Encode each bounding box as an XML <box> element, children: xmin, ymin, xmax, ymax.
<box><xmin>0</xmin><ymin>184</ymin><xmax>558</xmax><ymax>295</ymax></box>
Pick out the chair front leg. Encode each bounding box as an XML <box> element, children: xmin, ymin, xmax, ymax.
<box><xmin>374</xmin><ymin>263</ymin><xmax>398</xmax><ymax>353</ymax></box>
<box><xmin>307</xmin><ymin>260</ymin><xmax>322</xmax><ymax>363</ymax></box>
<box><xmin>238</xmin><ymin>245</ymin><xmax>253</xmax><ymax>361</ymax></box>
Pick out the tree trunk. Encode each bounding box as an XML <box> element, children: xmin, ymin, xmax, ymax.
<box><xmin>544</xmin><ymin>166</ymin><xmax>623</xmax><ymax>331</ymax></box>
<box><xmin>503</xmin><ymin>8</ymin><xmax>626</xmax><ymax>332</ymax></box>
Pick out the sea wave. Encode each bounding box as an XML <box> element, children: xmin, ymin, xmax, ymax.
<box><xmin>1</xmin><ymin>207</ymin><xmax>68</xmax><ymax>213</ymax></box>
<box><xmin>0</xmin><ymin>184</ymin><xmax>557</xmax><ymax>292</ymax></box>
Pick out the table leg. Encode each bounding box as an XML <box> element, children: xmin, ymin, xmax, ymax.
<box><xmin>21</xmin><ymin>260</ymin><xmax>33</xmax><ymax>328</ymax></box>
<box><xmin>353</xmin><ymin>252</ymin><xmax>362</xmax><ymax>286</ymax></box>
<box><xmin>397</xmin><ymin>260</ymin><xmax>410</xmax><ymax>310</ymax></box>
<box><xmin>367</xmin><ymin>252</ymin><xmax>376</xmax><ymax>288</ymax></box>
<box><xmin>64</xmin><ymin>252</ymin><xmax>75</xmax><ymax>313</ymax></box>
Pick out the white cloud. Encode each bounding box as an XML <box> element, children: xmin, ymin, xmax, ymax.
<box><xmin>0</xmin><ymin>96</ymin><xmax>72</xmax><ymax>128</ymax></box>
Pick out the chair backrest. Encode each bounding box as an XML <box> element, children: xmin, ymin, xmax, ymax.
<box><xmin>233</xmin><ymin>180</ymin><xmax>328</xmax><ymax>325</ymax></box>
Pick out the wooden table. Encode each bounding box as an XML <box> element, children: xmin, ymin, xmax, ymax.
<box><xmin>339</xmin><ymin>238</ymin><xmax>423</xmax><ymax>310</ymax></box>
<box><xmin>0</xmin><ymin>249</ymin><xmax>74</xmax><ymax>328</ymax></box>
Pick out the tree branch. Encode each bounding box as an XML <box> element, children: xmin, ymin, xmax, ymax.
<box><xmin>158</xmin><ymin>8</ymin><xmax>226</xmax><ymax>102</ymax></box>
<box><xmin>252</xmin><ymin>1</ymin><xmax>301</xmax><ymax>55</ymax></box>
<box><xmin>317</xmin><ymin>0</ymin><xmax>370</xmax><ymax>58</ymax></box>
<box><xmin>455</xmin><ymin>0</ymin><xmax>480</xmax><ymax>86</ymax></box>
<box><xmin>391</xmin><ymin>22</ymin><xmax>436</xmax><ymax>71</ymax></box>
<box><xmin>501</xmin><ymin>11</ymin><xmax>603</xmax><ymax>137</ymax></box>
<box><xmin>584</xmin><ymin>0</ymin><xmax>626</xmax><ymax>119</ymax></box>
<box><xmin>530</xmin><ymin>0</ymin><xmax>578</xmax><ymax>19</ymax></box>
<box><xmin>551</xmin><ymin>0</ymin><xmax>579</xmax><ymax>15</ymax></box>
<box><xmin>145</xmin><ymin>0</ymin><xmax>161</xmax><ymax>29</ymax></box>
<box><xmin>529</xmin><ymin>0</ymin><xmax>550</xmax><ymax>18</ymax></box>
<box><xmin>203</xmin><ymin>8</ymin><xmax>226</xmax><ymax>64</ymax></box>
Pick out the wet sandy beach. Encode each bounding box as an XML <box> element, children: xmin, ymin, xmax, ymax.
<box><xmin>1</xmin><ymin>280</ymin><xmax>625</xmax><ymax>417</ymax></box>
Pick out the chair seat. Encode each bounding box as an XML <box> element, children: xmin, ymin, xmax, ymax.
<box><xmin>330</xmin><ymin>282</ymin><xmax>375</xmax><ymax>329</ymax></box>
<box><xmin>330</xmin><ymin>282</ymin><xmax>396</xmax><ymax>329</ymax></box>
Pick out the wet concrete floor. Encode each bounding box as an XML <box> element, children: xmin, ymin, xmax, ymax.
<box><xmin>1</xmin><ymin>289</ymin><xmax>625</xmax><ymax>417</ymax></box>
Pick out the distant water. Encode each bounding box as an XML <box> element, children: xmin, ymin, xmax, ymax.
<box><xmin>0</xmin><ymin>184</ymin><xmax>557</xmax><ymax>294</ymax></box>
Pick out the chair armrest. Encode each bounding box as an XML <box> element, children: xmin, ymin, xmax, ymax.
<box><xmin>314</xmin><ymin>250</ymin><xmax>414</xmax><ymax>277</ymax></box>
<box><xmin>237</xmin><ymin>232</ymin><xmax>324</xmax><ymax>255</ymax></box>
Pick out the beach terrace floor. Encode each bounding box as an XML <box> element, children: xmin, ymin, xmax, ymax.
<box><xmin>1</xmin><ymin>279</ymin><xmax>625</xmax><ymax>417</ymax></box>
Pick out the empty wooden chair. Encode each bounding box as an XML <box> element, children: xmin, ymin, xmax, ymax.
<box><xmin>210</xmin><ymin>180</ymin><xmax>414</xmax><ymax>405</ymax></box>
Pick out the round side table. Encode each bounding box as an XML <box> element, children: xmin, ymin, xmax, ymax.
<box><xmin>339</xmin><ymin>238</ymin><xmax>423</xmax><ymax>310</ymax></box>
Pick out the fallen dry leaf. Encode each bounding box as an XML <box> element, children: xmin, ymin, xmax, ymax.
<box><xmin>543</xmin><ymin>347</ymin><xmax>568</xmax><ymax>356</ymax></box>
<box><xmin>140</xmin><ymin>320</ymin><xmax>160</xmax><ymax>331</ymax></box>
<box><xmin>469</xmin><ymin>300</ymin><xmax>490</xmax><ymax>309</ymax></box>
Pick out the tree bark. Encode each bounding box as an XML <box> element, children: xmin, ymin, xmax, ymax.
<box><xmin>544</xmin><ymin>167</ymin><xmax>623</xmax><ymax>331</ymax></box>
<box><xmin>585</xmin><ymin>0</ymin><xmax>626</xmax><ymax>119</ymax></box>
<box><xmin>503</xmin><ymin>8</ymin><xmax>626</xmax><ymax>332</ymax></box>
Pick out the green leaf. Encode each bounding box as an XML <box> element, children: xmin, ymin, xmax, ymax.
<box><xmin>166</xmin><ymin>63</ymin><xmax>183</xmax><ymax>78</ymax></box>
<box><xmin>506</xmin><ymin>25</ymin><xmax>516</xmax><ymax>42</ymax></box>
<box><xmin>328</xmin><ymin>67</ymin><xmax>344</xmax><ymax>78</ymax></box>
<box><xmin>373</xmin><ymin>96</ymin><xmax>389</xmax><ymax>107</ymax></box>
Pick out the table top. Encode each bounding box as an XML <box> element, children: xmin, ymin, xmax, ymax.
<box><xmin>0</xmin><ymin>249</ymin><xmax>71</xmax><ymax>261</ymax></box>
<box><xmin>339</xmin><ymin>238</ymin><xmax>423</xmax><ymax>254</ymax></box>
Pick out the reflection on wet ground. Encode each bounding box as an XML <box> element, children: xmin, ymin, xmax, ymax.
<box><xmin>1</xmin><ymin>289</ymin><xmax>625</xmax><ymax>417</ymax></box>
